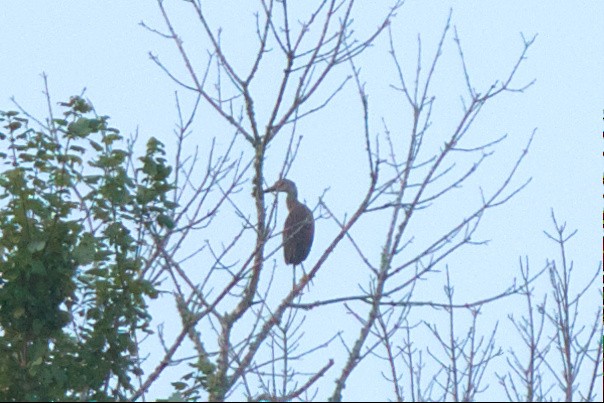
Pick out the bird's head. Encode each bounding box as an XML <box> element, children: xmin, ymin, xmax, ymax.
<box><xmin>264</xmin><ymin>178</ymin><xmax>298</xmax><ymax>198</ymax></box>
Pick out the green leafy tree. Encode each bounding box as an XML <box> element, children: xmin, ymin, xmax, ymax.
<box><xmin>0</xmin><ymin>95</ymin><xmax>172</xmax><ymax>401</ymax></box>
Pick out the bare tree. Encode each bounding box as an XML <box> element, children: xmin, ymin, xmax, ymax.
<box><xmin>109</xmin><ymin>1</ymin><xmax>601</xmax><ymax>402</ymax></box>
<box><xmin>497</xmin><ymin>212</ymin><xmax>602</xmax><ymax>402</ymax></box>
<box><xmin>134</xmin><ymin>1</ymin><xmax>402</xmax><ymax>400</ymax></box>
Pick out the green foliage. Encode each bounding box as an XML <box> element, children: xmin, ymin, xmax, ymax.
<box><xmin>0</xmin><ymin>97</ymin><xmax>174</xmax><ymax>401</ymax></box>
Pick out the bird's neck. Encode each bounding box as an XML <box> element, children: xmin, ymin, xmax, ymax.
<box><xmin>286</xmin><ymin>193</ymin><xmax>298</xmax><ymax>211</ymax></box>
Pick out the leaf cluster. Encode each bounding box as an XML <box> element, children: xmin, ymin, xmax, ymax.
<box><xmin>0</xmin><ymin>97</ymin><xmax>174</xmax><ymax>401</ymax></box>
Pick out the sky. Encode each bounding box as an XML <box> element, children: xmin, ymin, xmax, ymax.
<box><xmin>1</xmin><ymin>1</ymin><xmax>602</xmax><ymax>401</ymax></box>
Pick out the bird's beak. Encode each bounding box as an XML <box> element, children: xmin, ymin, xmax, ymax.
<box><xmin>264</xmin><ymin>183</ymin><xmax>279</xmax><ymax>193</ymax></box>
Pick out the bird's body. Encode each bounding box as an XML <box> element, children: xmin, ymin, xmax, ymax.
<box><xmin>264</xmin><ymin>179</ymin><xmax>314</xmax><ymax>267</ymax></box>
<box><xmin>283</xmin><ymin>196</ymin><xmax>314</xmax><ymax>265</ymax></box>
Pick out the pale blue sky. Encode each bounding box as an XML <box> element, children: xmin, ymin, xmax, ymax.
<box><xmin>1</xmin><ymin>1</ymin><xmax>602</xmax><ymax>401</ymax></box>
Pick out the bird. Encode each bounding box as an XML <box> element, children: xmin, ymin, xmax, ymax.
<box><xmin>264</xmin><ymin>179</ymin><xmax>314</xmax><ymax>285</ymax></box>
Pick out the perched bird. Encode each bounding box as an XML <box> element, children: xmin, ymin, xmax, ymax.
<box><xmin>264</xmin><ymin>179</ymin><xmax>314</xmax><ymax>283</ymax></box>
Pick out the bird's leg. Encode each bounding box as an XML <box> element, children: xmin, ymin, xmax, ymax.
<box><xmin>292</xmin><ymin>265</ymin><xmax>296</xmax><ymax>288</ymax></box>
<box><xmin>300</xmin><ymin>263</ymin><xmax>314</xmax><ymax>289</ymax></box>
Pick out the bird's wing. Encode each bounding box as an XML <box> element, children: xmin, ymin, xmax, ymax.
<box><xmin>283</xmin><ymin>204</ymin><xmax>314</xmax><ymax>264</ymax></box>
